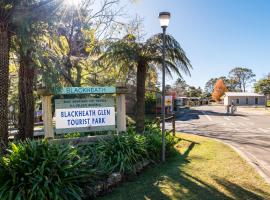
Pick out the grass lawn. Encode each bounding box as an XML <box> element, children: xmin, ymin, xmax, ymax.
<box><xmin>98</xmin><ymin>133</ymin><xmax>270</xmax><ymax>200</ymax></box>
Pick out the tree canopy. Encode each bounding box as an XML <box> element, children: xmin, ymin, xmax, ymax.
<box><xmin>212</xmin><ymin>79</ymin><xmax>228</xmax><ymax>102</ymax></box>
<box><xmin>102</xmin><ymin>33</ymin><xmax>192</xmax><ymax>132</ymax></box>
<box><xmin>0</xmin><ymin>0</ymin><xmax>193</xmax><ymax>147</ymax></box>
<box><xmin>254</xmin><ymin>78</ymin><xmax>270</xmax><ymax>96</ymax></box>
<box><xmin>229</xmin><ymin>67</ymin><xmax>256</xmax><ymax>92</ymax></box>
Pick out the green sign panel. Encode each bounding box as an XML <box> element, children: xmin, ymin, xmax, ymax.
<box><xmin>55</xmin><ymin>98</ymin><xmax>115</xmax><ymax>134</ymax></box>
<box><xmin>267</xmin><ymin>100</ymin><xmax>270</xmax><ymax>107</ymax></box>
<box><xmin>54</xmin><ymin>87</ymin><xmax>116</xmax><ymax>95</ymax></box>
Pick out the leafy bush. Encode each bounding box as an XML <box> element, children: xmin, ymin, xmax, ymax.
<box><xmin>0</xmin><ymin>123</ymin><xmax>179</xmax><ymax>199</ymax></box>
<box><xmin>95</xmin><ymin>132</ymin><xmax>148</xmax><ymax>174</ymax></box>
<box><xmin>82</xmin><ymin>124</ymin><xmax>178</xmax><ymax>174</ymax></box>
<box><xmin>144</xmin><ymin>123</ymin><xmax>178</xmax><ymax>161</ymax></box>
<box><xmin>0</xmin><ymin>140</ymin><xmax>96</xmax><ymax>200</ymax></box>
<box><xmin>145</xmin><ymin>92</ymin><xmax>157</xmax><ymax>114</ymax></box>
<box><xmin>56</xmin><ymin>130</ymin><xmax>116</xmax><ymax>139</ymax></box>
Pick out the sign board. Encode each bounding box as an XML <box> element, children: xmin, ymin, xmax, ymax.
<box><xmin>55</xmin><ymin>98</ymin><xmax>115</xmax><ymax>134</ymax></box>
<box><xmin>165</xmin><ymin>96</ymin><xmax>173</xmax><ymax>106</ymax></box>
<box><xmin>165</xmin><ymin>96</ymin><xmax>173</xmax><ymax>112</ymax></box>
<box><xmin>54</xmin><ymin>87</ymin><xmax>116</xmax><ymax>95</ymax></box>
<box><xmin>267</xmin><ymin>100</ymin><xmax>270</xmax><ymax>107</ymax></box>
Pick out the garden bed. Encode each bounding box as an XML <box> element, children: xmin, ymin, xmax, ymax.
<box><xmin>0</xmin><ymin>124</ymin><xmax>177</xmax><ymax>200</ymax></box>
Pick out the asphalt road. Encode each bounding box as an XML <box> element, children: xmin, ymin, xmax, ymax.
<box><xmin>171</xmin><ymin>105</ymin><xmax>270</xmax><ymax>183</ymax></box>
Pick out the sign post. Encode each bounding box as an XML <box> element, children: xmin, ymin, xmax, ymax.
<box><xmin>38</xmin><ymin>85</ymin><xmax>127</xmax><ymax>139</ymax></box>
<box><xmin>116</xmin><ymin>83</ymin><xmax>128</xmax><ymax>133</ymax></box>
<box><xmin>42</xmin><ymin>95</ymin><xmax>54</xmax><ymax>139</ymax></box>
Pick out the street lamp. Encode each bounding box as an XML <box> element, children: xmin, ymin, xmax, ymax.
<box><xmin>159</xmin><ymin>12</ymin><xmax>171</xmax><ymax>162</ymax></box>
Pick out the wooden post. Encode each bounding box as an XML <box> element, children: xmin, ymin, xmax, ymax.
<box><xmin>172</xmin><ymin>114</ymin><xmax>176</xmax><ymax>136</ymax></box>
<box><xmin>38</xmin><ymin>87</ymin><xmax>54</xmax><ymax>139</ymax></box>
<box><xmin>42</xmin><ymin>95</ymin><xmax>54</xmax><ymax>139</ymax></box>
<box><xmin>116</xmin><ymin>83</ymin><xmax>128</xmax><ymax>133</ymax></box>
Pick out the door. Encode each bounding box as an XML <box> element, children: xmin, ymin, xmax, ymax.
<box><xmin>255</xmin><ymin>97</ymin><xmax>258</xmax><ymax>105</ymax></box>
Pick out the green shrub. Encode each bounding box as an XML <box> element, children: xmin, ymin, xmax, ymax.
<box><xmin>95</xmin><ymin>132</ymin><xmax>148</xmax><ymax>174</ymax></box>
<box><xmin>56</xmin><ymin>130</ymin><xmax>116</xmax><ymax>139</ymax></box>
<box><xmin>0</xmin><ymin>124</ymin><xmax>179</xmax><ymax>200</ymax></box>
<box><xmin>0</xmin><ymin>140</ymin><xmax>96</xmax><ymax>200</ymax></box>
<box><xmin>143</xmin><ymin>122</ymin><xmax>178</xmax><ymax>161</ymax></box>
<box><xmin>145</xmin><ymin>131</ymin><xmax>177</xmax><ymax>161</ymax></box>
<box><xmin>92</xmin><ymin>124</ymin><xmax>178</xmax><ymax>174</ymax></box>
<box><xmin>145</xmin><ymin>92</ymin><xmax>157</xmax><ymax>114</ymax></box>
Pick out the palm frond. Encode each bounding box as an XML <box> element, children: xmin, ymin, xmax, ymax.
<box><xmin>145</xmin><ymin>33</ymin><xmax>192</xmax><ymax>77</ymax></box>
<box><xmin>149</xmin><ymin>56</ymin><xmax>184</xmax><ymax>79</ymax></box>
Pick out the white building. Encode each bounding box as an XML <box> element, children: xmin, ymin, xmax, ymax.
<box><xmin>224</xmin><ymin>92</ymin><xmax>266</xmax><ymax>106</ymax></box>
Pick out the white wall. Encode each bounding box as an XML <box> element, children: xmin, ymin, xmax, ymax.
<box><xmin>224</xmin><ymin>96</ymin><xmax>266</xmax><ymax>106</ymax></box>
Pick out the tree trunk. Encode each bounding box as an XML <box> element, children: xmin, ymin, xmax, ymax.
<box><xmin>18</xmin><ymin>50</ymin><xmax>35</xmax><ymax>140</ymax></box>
<box><xmin>75</xmin><ymin>63</ymin><xmax>82</xmax><ymax>87</ymax></box>
<box><xmin>0</xmin><ymin>25</ymin><xmax>10</xmax><ymax>150</ymax></box>
<box><xmin>136</xmin><ymin>60</ymin><xmax>147</xmax><ymax>133</ymax></box>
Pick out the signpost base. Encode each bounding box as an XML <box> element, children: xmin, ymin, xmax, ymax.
<box><xmin>42</xmin><ymin>95</ymin><xmax>54</xmax><ymax>139</ymax></box>
<box><xmin>116</xmin><ymin>94</ymin><xmax>126</xmax><ymax>133</ymax></box>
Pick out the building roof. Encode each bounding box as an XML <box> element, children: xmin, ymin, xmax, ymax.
<box><xmin>224</xmin><ymin>92</ymin><xmax>265</xmax><ymax>97</ymax></box>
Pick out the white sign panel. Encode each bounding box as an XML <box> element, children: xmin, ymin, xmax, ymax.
<box><xmin>55</xmin><ymin>107</ymin><xmax>115</xmax><ymax>129</ymax></box>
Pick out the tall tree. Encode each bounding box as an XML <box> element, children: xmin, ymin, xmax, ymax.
<box><xmin>102</xmin><ymin>34</ymin><xmax>192</xmax><ymax>133</ymax></box>
<box><xmin>205</xmin><ymin>76</ymin><xmax>238</xmax><ymax>95</ymax></box>
<box><xmin>0</xmin><ymin>0</ymin><xmax>57</xmax><ymax>146</ymax></box>
<box><xmin>14</xmin><ymin>0</ymin><xmax>59</xmax><ymax>139</ymax></box>
<box><xmin>212</xmin><ymin>79</ymin><xmax>228</xmax><ymax>102</ymax></box>
<box><xmin>229</xmin><ymin>67</ymin><xmax>256</xmax><ymax>92</ymax></box>
<box><xmin>205</xmin><ymin>78</ymin><xmax>219</xmax><ymax>95</ymax></box>
<box><xmin>172</xmin><ymin>78</ymin><xmax>188</xmax><ymax>96</ymax></box>
<box><xmin>0</xmin><ymin>0</ymin><xmax>19</xmax><ymax>150</ymax></box>
<box><xmin>187</xmin><ymin>86</ymin><xmax>202</xmax><ymax>97</ymax></box>
<box><xmin>39</xmin><ymin>0</ymin><xmax>122</xmax><ymax>87</ymax></box>
<box><xmin>254</xmin><ymin>78</ymin><xmax>270</xmax><ymax>97</ymax></box>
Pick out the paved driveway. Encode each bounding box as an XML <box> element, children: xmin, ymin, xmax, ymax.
<box><xmin>172</xmin><ymin>105</ymin><xmax>270</xmax><ymax>183</ymax></box>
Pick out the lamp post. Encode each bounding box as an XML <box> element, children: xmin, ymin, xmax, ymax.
<box><xmin>159</xmin><ymin>12</ymin><xmax>171</xmax><ymax>162</ymax></box>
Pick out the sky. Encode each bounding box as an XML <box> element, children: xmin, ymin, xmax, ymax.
<box><xmin>126</xmin><ymin>0</ymin><xmax>270</xmax><ymax>91</ymax></box>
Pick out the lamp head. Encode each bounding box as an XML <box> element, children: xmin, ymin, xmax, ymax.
<box><xmin>159</xmin><ymin>12</ymin><xmax>171</xmax><ymax>28</ymax></box>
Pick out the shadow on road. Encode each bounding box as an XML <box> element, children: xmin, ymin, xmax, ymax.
<box><xmin>176</xmin><ymin>108</ymin><xmax>245</xmax><ymax>121</ymax></box>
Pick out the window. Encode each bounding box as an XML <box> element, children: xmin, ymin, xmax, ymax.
<box><xmin>246</xmin><ymin>98</ymin><xmax>249</xmax><ymax>104</ymax></box>
<box><xmin>236</xmin><ymin>99</ymin><xmax>240</xmax><ymax>104</ymax></box>
<box><xmin>255</xmin><ymin>97</ymin><xmax>259</xmax><ymax>105</ymax></box>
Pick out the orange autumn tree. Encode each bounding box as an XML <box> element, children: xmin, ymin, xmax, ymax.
<box><xmin>212</xmin><ymin>79</ymin><xmax>228</xmax><ymax>101</ymax></box>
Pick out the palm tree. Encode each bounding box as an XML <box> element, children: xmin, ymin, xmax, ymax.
<box><xmin>103</xmin><ymin>34</ymin><xmax>192</xmax><ymax>133</ymax></box>
<box><xmin>0</xmin><ymin>1</ymin><xmax>58</xmax><ymax>144</ymax></box>
<box><xmin>16</xmin><ymin>1</ymin><xmax>41</xmax><ymax>140</ymax></box>
<box><xmin>15</xmin><ymin>0</ymin><xmax>60</xmax><ymax>139</ymax></box>
<box><xmin>0</xmin><ymin>1</ymin><xmax>19</xmax><ymax>150</ymax></box>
